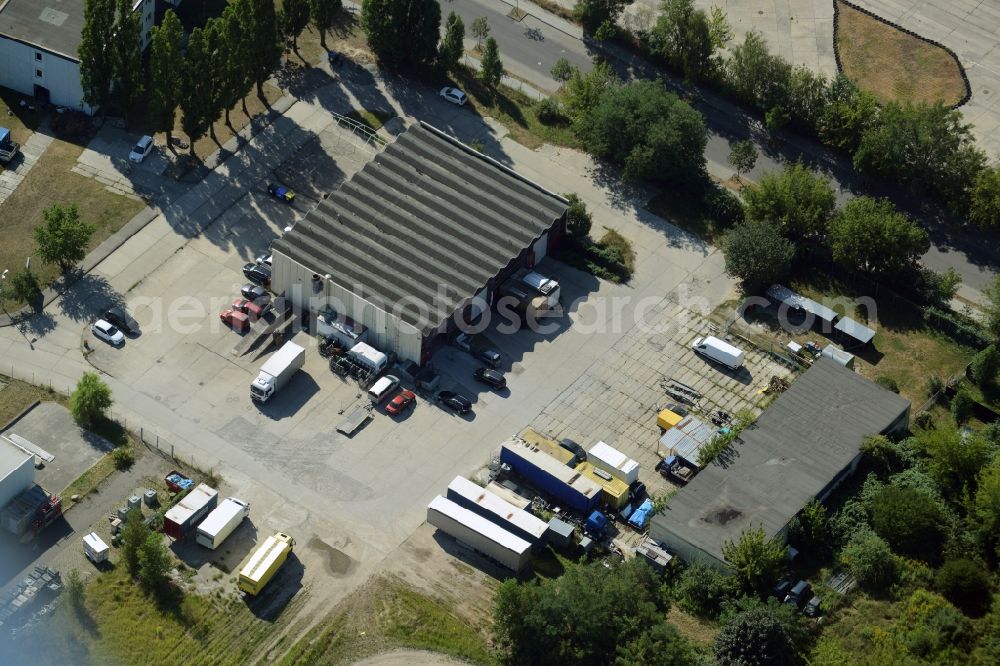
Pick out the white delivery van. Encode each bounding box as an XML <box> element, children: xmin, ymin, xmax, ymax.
<box><xmin>691</xmin><ymin>336</ymin><xmax>745</xmax><ymax>370</ymax></box>
<box><xmin>368</xmin><ymin>375</ymin><xmax>400</xmax><ymax>403</ymax></box>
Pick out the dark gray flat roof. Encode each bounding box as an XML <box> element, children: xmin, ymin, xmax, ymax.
<box><xmin>0</xmin><ymin>0</ymin><xmax>85</xmax><ymax>60</ymax></box>
<box><xmin>651</xmin><ymin>358</ymin><xmax>910</xmax><ymax>564</ymax></box>
<box><xmin>273</xmin><ymin>122</ymin><xmax>568</xmax><ymax>334</ymax></box>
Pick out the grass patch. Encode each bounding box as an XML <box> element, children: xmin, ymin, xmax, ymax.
<box><xmin>345</xmin><ymin>108</ymin><xmax>395</xmax><ymax>131</ymax></box>
<box><xmin>666</xmin><ymin>606</ymin><xmax>719</xmax><ymax>647</ymax></box>
<box><xmin>0</xmin><ymin>86</ymin><xmax>42</xmax><ymax>150</ymax></box>
<box><xmin>835</xmin><ymin>0</ymin><xmax>968</xmax><ymax>106</ymax></box>
<box><xmin>0</xmin><ymin>136</ymin><xmax>144</xmax><ymax>308</ymax></box>
<box><xmin>280</xmin><ymin>575</ymin><xmax>493</xmax><ymax>665</ymax></box>
<box><xmin>0</xmin><ymin>377</ymin><xmax>66</xmax><ymax>426</ymax></box>
<box><xmin>450</xmin><ymin>68</ymin><xmax>580</xmax><ymax>151</ymax></box>
<box><xmin>554</xmin><ymin>230</ymin><xmax>635</xmax><ymax>283</ymax></box>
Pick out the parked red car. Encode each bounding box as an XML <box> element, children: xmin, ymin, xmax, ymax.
<box><xmin>385</xmin><ymin>390</ymin><xmax>416</xmax><ymax>416</ymax></box>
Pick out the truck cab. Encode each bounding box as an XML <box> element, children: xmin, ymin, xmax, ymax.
<box><xmin>0</xmin><ymin>127</ymin><xmax>20</xmax><ymax>163</ymax></box>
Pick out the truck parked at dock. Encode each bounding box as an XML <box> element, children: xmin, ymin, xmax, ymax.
<box><xmin>251</xmin><ymin>342</ymin><xmax>305</xmax><ymax>402</ymax></box>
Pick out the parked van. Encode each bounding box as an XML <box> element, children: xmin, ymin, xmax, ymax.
<box><xmin>691</xmin><ymin>336</ymin><xmax>745</xmax><ymax>370</ymax></box>
<box><xmin>348</xmin><ymin>341</ymin><xmax>388</xmax><ymax>375</ymax></box>
<box><xmin>368</xmin><ymin>375</ymin><xmax>400</xmax><ymax>403</ymax></box>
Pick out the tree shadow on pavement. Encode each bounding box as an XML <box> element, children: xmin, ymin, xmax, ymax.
<box><xmin>55</xmin><ymin>271</ymin><xmax>126</xmax><ymax>323</ymax></box>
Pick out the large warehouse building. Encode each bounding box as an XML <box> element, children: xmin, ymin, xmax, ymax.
<box><xmin>0</xmin><ymin>435</ymin><xmax>35</xmax><ymax>510</ymax></box>
<box><xmin>270</xmin><ymin>122</ymin><xmax>569</xmax><ymax>365</ymax></box>
<box><xmin>0</xmin><ymin>0</ymin><xmax>157</xmax><ymax>112</ymax></box>
<box><xmin>650</xmin><ymin>358</ymin><xmax>910</xmax><ymax>569</ymax></box>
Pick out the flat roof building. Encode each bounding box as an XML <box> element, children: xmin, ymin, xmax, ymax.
<box><xmin>0</xmin><ymin>435</ymin><xmax>35</xmax><ymax>511</ymax></box>
<box><xmin>271</xmin><ymin>122</ymin><xmax>569</xmax><ymax>364</ymax></box>
<box><xmin>650</xmin><ymin>358</ymin><xmax>910</xmax><ymax>568</ymax></box>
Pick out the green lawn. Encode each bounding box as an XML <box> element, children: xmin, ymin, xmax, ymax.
<box><xmin>0</xmin><ymin>377</ymin><xmax>65</xmax><ymax>426</ymax></box>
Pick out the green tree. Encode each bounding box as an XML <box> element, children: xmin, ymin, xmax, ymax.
<box><xmin>219</xmin><ymin>5</ymin><xmax>253</xmax><ymax>127</ymax></box>
<box><xmin>281</xmin><ymin>0</ymin><xmax>311</xmax><ymax>51</ymax></box>
<box><xmin>309</xmin><ymin>0</ymin><xmax>341</xmax><ymax>47</ymax></box>
<box><xmin>470</xmin><ymin>16</ymin><xmax>489</xmax><ymax>50</ymax></box>
<box><xmin>180</xmin><ymin>27</ymin><xmax>214</xmax><ymax>157</ymax></box>
<box><xmin>479</xmin><ymin>37</ymin><xmax>504</xmax><ymax>94</ymax></box>
<box><xmin>870</xmin><ymin>485</ymin><xmax>946</xmax><ymax>562</ymax></box>
<box><xmin>550</xmin><ymin>57</ymin><xmax>574</xmax><ymax>84</ymax></box>
<box><xmin>974</xmin><ymin>462</ymin><xmax>1000</xmax><ymax>556</ymax></box>
<box><xmin>112</xmin><ymin>0</ymin><xmax>143</xmax><ymax>114</ymax></box>
<box><xmin>119</xmin><ymin>510</ymin><xmax>147</xmax><ymax>576</ymax></box>
<box><xmin>913</xmin><ymin>426</ymin><xmax>993</xmax><ymax>498</ymax></box>
<box><xmin>573</xmin><ymin>0</ymin><xmax>629</xmax><ymax>34</ymax></box>
<box><xmin>793</xmin><ymin>498</ymin><xmax>829</xmax><ymax>552</ymax></box>
<box><xmin>137</xmin><ymin>531</ymin><xmax>172</xmax><ymax>591</ymax></box>
<box><xmin>65</xmin><ymin>570</ymin><xmax>86</xmax><ymax>610</ymax></box>
<box><xmin>787</xmin><ymin>66</ymin><xmax>829</xmax><ymax>132</ymax></box>
<box><xmin>951</xmin><ymin>384</ymin><xmax>976</xmax><ymax>424</ymax></box>
<box><xmin>204</xmin><ymin>18</ymin><xmax>228</xmax><ymax>143</ymax></box>
<box><xmin>675</xmin><ymin>562</ymin><xmax>732</xmax><ymax>618</ymax></box>
<box><xmin>743</xmin><ymin>162</ymin><xmax>835</xmax><ymax>242</ymax></box>
<box><xmin>725</xmin><ymin>31</ymin><xmax>791</xmax><ymax>112</ymax></box>
<box><xmin>819</xmin><ymin>74</ymin><xmax>879</xmax><ymax>152</ymax></box>
<box><xmin>839</xmin><ymin>531</ymin><xmax>897</xmax><ymax>590</ymax></box>
<box><xmin>575</xmin><ymin>79</ymin><xmax>707</xmax><ymax>183</ymax></box>
<box><xmin>4</xmin><ymin>268</ymin><xmax>41</xmax><ymax>305</ymax></box>
<box><xmin>721</xmin><ymin>525</ymin><xmax>786</xmax><ymax>594</ymax></box>
<box><xmin>707</xmin><ymin>6</ymin><xmax>733</xmax><ymax>50</ymax></box>
<box><xmin>563</xmin><ymin>61</ymin><xmax>617</xmax><ymax>120</ymax></box>
<box><xmin>362</xmin><ymin>0</ymin><xmax>441</xmax><ymax>68</ymax></box>
<box><xmin>245</xmin><ymin>0</ymin><xmax>283</xmax><ymax>96</ymax></box>
<box><xmin>34</xmin><ymin>204</ymin><xmax>96</xmax><ymax>272</ymax></box>
<box><xmin>727</xmin><ymin>139</ymin><xmax>757</xmax><ymax>179</ymax></box>
<box><xmin>829</xmin><ymin>197</ymin><xmax>930</xmax><ymax>277</ymax></box>
<box><xmin>617</xmin><ymin>622</ymin><xmax>699</xmax><ymax>665</ymax></box>
<box><xmin>969</xmin><ymin>165</ymin><xmax>1000</xmax><ymax>228</ymax></box>
<box><xmin>853</xmin><ymin>101</ymin><xmax>986</xmax><ymax>212</ymax></box>
<box><xmin>714</xmin><ymin>606</ymin><xmax>796</xmax><ymax>666</ymax></box>
<box><xmin>438</xmin><ymin>12</ymin><xmax>465</xmax><ymax>72</ymax></box>
<box><xmin>565</xmin><ymin>193</ymin><xmax>593</xmax><ymax>239</ymax></box>
<box><xmin>970</xmin><ymin>345</ymin><xmax>999</xmax><ymax>388</ymax></box>
<box><xmin>935</xmin><ymin>559</ymin><xmax>991</xmax><ymax>617</ymax></box>
<box><xmin>651</xmin><ymin>0</ymin><xmax>715</xmax><ymax>82</ymax></box>
<box><xmin>722</xmin><ymin>218</ymin><xmax>795</xmax><ymax>294</ymax></box>
<box><xmin>79</xmin><ymin>0</ymin><xmax>116</xmax><ymax>111</ymax></box>
<box><xmin>70</xmin><ymin>372</ymin><xmax>113</xmax><ymax>428</ymax></box>
<box><xmin>149</xmin><ymin>10</ymin><xmax>184</xmax><ymax>147</ymax></box>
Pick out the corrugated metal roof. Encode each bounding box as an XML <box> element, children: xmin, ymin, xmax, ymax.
<box><xmin>767</xmin><ymin>284</ymin><xmax>837</xmax><ymax>323</ymax></box>
<box><xmin>834</xmin><ymin>317</ymin><xmax>876</xmax><ymax>344</ymax></box>
<box><xmin>447</xmin><ymin>476</ymin><xmax>548</xmax><ymax>540</ymax></box>
<box><xmin>428</xmin><ymin>495</ymin><xmax>531</xmax><ymax>554</ymax></box>
<box><xmin>651</xmin><ymin>358</ymin><xmax>909</xmax><ymax>563</ymax></box>
<box><xmin>273</xmin><ymin>123</ymin><xmax>568</xmax><ymax>335</ymax></box>
<box><xmin>164</xmin><ymin>484</ymin><xmax>218</xmax><ymax>525</ymax></box>
<box><xmin>658</xmin><ymin>415</ymin><xmax>716</xmax><ymax>465</ymax></box>
<box><xmin>575</xmin><ymin>462</ymin><xmax>630</xmax><ymax>505</ymax></box>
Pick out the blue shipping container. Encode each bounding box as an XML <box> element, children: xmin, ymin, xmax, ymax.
<box><xmin>500</xmin><ymin>443</ymin><xmax>600</xmax><ymax>513</ymax></box>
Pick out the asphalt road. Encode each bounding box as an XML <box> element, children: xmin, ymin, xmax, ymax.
<box><xmin>457</xmin><ymin>0</ymin><xmax>1000</xmax><ymax>296</ymax></box>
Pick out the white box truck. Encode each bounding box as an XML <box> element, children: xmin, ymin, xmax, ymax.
<box><xmin>83</xmin><ymin>532</ymin><xmax>109</xmax><ymax>564</ymax></box>
<box><xmin>251</xmin><ymin>342</ymin><xmax>305</xmax><ymax>402</ymax></box>
<box><xmin>348</xmin><ymin>341</ymin><xmax>388</xmax><ymax>375</ymax></box>
<box><xmin>692</xmin><ymin>336</ymin><xmax>745</xmax><ymax>370</ymax></box>
<box><xmin>196</xmin><ymin>497</ymin><xmax>250</xmax><ymax>549</ymax></box>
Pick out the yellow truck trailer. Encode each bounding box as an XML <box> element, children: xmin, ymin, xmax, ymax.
<box><xmin>238</xmin><ymin>532</ymin><xmax>294</xmax><ymax>596</ymax></box>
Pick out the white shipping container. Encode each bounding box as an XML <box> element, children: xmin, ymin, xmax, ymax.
<box><xmin>588</xmin><ymin>441</ymin><xmax>640</xmax><ymax>485</ymax></box>
<box><xmin>196</xmin><ymin>498</ymin><xmax>250</xmax><ymax>549</ymax></box>
<box><xmin>83</xmin><ymin>532</ymin><xmax>109</xmax><ymax>564</ymax></box>
<box><xmin>427</xmin><ymin>495</ymin><xmax>532</xmax><ymax>572</ymax></box>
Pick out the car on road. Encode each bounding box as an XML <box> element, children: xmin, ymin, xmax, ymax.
<box><xmin>439</xmin><ymin>87</ymin><xmax>468</xmax><ymax>106</ymax></box>
<box><xmin>240</xmin><ymin>284</ymin><xmax>270</xmax><ymax>305</ymax></box>
<box><xmin>267</xmin><ymin>183</ymin><xmax>295</xmax><ymax>202</ymax></box>
<box><xmin>438</xmin><ymin>390</ymin><xmax>472</xmax><ymax>414</ymax></box>
<box><xmin>243</xmin><ymin>262</ymin><xmax>271</xmax><ymax>286</ymax></box>
<box><xmin>559</xmin><ymin>438</ymin><xmax>587</xmax><ymax>464</ymax></box>
<box><xmin>128</xmin><ymin>135</ymin><xmax>154</xmax><ymax>163</ymax></box>
<box><xmin>92</xmin><ymin>319</ymin><xmax>125</xmax><ymax>346</ymax></box>
<box><xmin>103</xmin><ymin>306</ymin><xmax>139</xmax><ymax>335</ymax></box>
<box><xmin>803</xmin><ymin>595</ymin><xmax>822</xmax><ymax>618</ymax></box>
<box><xmin>385</xmin><ymin>390</ymin><xmax>416</xmax><ymax>416</ymax></box>
<box><xmin>473</xmin><ymin>367</ymin><xmax>506</xmax><ymax>389</ymax></box>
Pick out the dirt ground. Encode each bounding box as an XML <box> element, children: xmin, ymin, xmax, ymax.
<box><xmin>351</xmin><ymin>650</ymin><xmax>471</xmax><ymax>666</ymax></box>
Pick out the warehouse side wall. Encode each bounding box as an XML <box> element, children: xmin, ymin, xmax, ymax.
<box><xmin>0</xmin><ymin>454</ymin><xmax>35</xmax><ymax>510</ymax></box>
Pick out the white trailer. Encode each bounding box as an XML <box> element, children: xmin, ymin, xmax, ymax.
<box><xmin>427</xmin><ymin>495</ymin><xmax>532</xmax><ymax>572</ymax></box>
<box><xmin>196</xmin><ymin>497</ymin><xmax>250</xmax><ymax>549</ymax></box>
<box><xmin>588</xmin><ymin>441</ymin><xmax>640</xmax><ymax>485</ymax></box>
<box><xmin>251</xmin><ymin>342</ymin><xmax>305</xmax><ymax>402</ymax></box>
<box><xmin>83</xmin><ymin>532</ymin><xmax>109</xmax><ymax>564</ymax></box>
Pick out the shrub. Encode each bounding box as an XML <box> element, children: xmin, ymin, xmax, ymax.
<box><xmin>870</xmin><ymin>485</ymin><xmax>946</xmax><ymax>562</ymax></box>
<box><xmin>70</xmin><ymin>372</ymin><xmax>113</xmax><ymax>428</ymax></box>
<box><xmin>112</xmin><ymin>447</ymin><xmax>134</xmax><ymax>471</ymax></box>
<box><xmin>927</xmin><ymin>375</ymin><xmax>944</xmax><ymax>398</ymax></box>
<box><xmin>535</xmin><ymin>96</ymin><xmax>564</xmax><ymax>125</ymax></box>
<box><xmin>675</xmin><ymin>562</ymin><xmax>732</xmax><ymax>618</ymax></box>
<box><xmin>714</xmin><ymin>605</ymin><xmax>797</xmax><ymax>666</ymax></box>
<box><xmin>704</xmin><ymin>185</ymin><xmax>745</xmax><ymax>229</ymax></box>
<box><xmin>875</xmin><ymin>376</ymin><xmax>900</xmax><ymax>393</ymax></box>
<box><xmin>951</xmin><ymin>385</ymin><xmax>976</xmax><ymax>424</ymax></box>
<box><xmin>564</xmin><ymin>193</ymin><xmax>593</xmax><ymax>238</ymax></box>
<box><xmin>935</xmin><ymin>559</ymin><xmax>991</xmax><ymax>617</ymax></box>
<box><xmin>913</xmin><ymin>411</ymin><xmax>934</xmax><ymax>430</ymax></box>
<box><xmin>969</xmin><ymin>345</ymin><xmax>999</xmax><ymax>388</ymax></box>
<box><xmin>840</xmin><ymin>531</ymin><xmax>897</xmax><ymax>590</ymax></box>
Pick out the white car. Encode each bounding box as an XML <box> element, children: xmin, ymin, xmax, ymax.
<box><xmin>439</xmin><ymin>87</ymin><xmax>468</xmax><ymax>106</ymax></box>
<box><xmin>256</xmin><ymin>254</ymin><xmax>272</xmax><ymax>266</ymax></box>
<box><xmin>128</xmin><ymin>135</ymin><xmax>154</xmax><ymax>163</ymax></box>
<box><xmin>92</xmin><ymin>319</ymin><xmax>125</xmax><ymax>346</ymax></box>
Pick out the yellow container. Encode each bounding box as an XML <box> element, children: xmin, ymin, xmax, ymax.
<box><xmin>657</xmin><ymin>408</ymin><xmax>684</xmax><ymax>431</ymax></box>
<box><xmin>238</xmin><ymin>532</ymin><xmax>294</xmax><ymax>596</ymax></box>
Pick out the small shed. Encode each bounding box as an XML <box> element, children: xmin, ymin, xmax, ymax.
<box><xmin>767</xmin><ymin>284</ymin><xmax>837</xmax><ymax>325</ymax></box>
<box><xmin>834</xmin><ymin>317</ymin><xmax>876</xmax><ymax>347</ymax></box>
<box><xmin>547</xmin><ymin>517</ymin><xmax>575</xmax><ymax>549</ymax></box>
<box><xmin>635</xmin><ymin>539</ymin><xmax>673</xmax><ymax>575</ymax></box>
<box><xmin>821</xmin><ymin>344</ymin><xmax>855</xmax><ymax>369</ymax></box>
<box><xmin>658</xmin><ymin>415</ymin><xmax>716</xmax><ymax>466</ymax></box>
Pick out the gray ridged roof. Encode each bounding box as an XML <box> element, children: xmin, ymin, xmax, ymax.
<box><xmin>273</xmin><ymin>123</ymin><xmax>567</xmax><ymax>334</ymax></box>
<box><xmin>0</xmin><ymin>0</ymin><xmax>86</xmax><ymax>60</ymax></box>
<box><xmin>651</xmin><ymin>358</ymin><xmax>910</xmax><ymax>563</ymax></box>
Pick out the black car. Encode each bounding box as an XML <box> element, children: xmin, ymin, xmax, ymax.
<box><xmin>771</xmin><ymin>578</ymin><xmax>793</xmax><ymax>600</ymax></box>
<box><xmin>438</xmin><ymin>390</ymin><xmax>472</xmax><ymax>414</ymax></box>
<box><xmin>240</xmin><ymin>284</ymin><xmax>270</xmax><ymax>305</ymax></box>
<box><xmin>104</xmin><ymin>306</ymin><xmax>139</xmax><ymax>335</ymax></box>
<box><xmin>476</xmin><ymin>348</ymin><xmax>502</xmax><ymax>368</ymax></box>
<box><xmin>473</xmin><ymin>367</ymin><xmax>506</xmax><ymax>389</ymax></box>
<box><xmin>784</xmin><ymin>580</ymin><xmax>812</xmax><ymax>608</ymax></box>
<box><xmin>629</xmin><ymin>481</ymin><xmax>647</xmax><ymax>504</ymax></box>
<box><xmin>802</xmin><ymin>595</ymin><xmax>822</xmax><ymax>618</ymax></box>
<box><xmin>243</xmin><ymin>262</ymin><xmax>271</xmax><ymax>286</ymax></box>
<box><xmin>559</xmin><ymin>438</ymin><xmax>587</xmax><ymax>464</ymax></box>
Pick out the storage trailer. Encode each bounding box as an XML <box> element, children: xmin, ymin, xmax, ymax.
<box><xmin>238</xmin><ymin>532</ymin><xmax>295</xmax><ymax>596</ymax></box>
<box><xmin>499</xmin><ymin>438</ymin><xmax>601</xmax><ymax>513</ymax></box>
<box><xmin>427</xmin><ymin>495</ymin><xmax>532</xmax><ymax>572</ymax></box>
<box><xmin>196</xmin><ymin>497</ymin><xmax>250</xmax><ymax>549</ymax></box>
<box><xmin>163</xmin><ymin>484</ymin><xmax>218</xmax><ymax>540</ymax></box>
<box><xmin>587</xmin><ymin>441</ymin><xmax>640</xmax><ymax>485</ymax></box>
<box><xmin>446</xmin><ymin>476</ymin><xmax>548</xmax><ymax>545</ymax></box>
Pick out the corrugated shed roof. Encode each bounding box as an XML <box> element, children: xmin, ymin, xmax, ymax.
<box><xmin>651</xmin><ymin>358</ymin><xmax>910</xmax><ymax>563</ymax></box>
<box><xmin>767</xmin><ymin>284</ymin><xmax>837</xmax><ymax>323</ymax></box>
<box><xmin>273</xmin><ymin>123</ymin><xmax>568</xmax><ymax>334</ymax></box>
<box><xmin>834</xmin><ymin>317</ymin><xmax>876</xmax><ymax>344</ymax></box>
<box><xmin>658</xmin><ymin>415</ymin><xmax>716</xmax><ymax>465</ymax></box>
